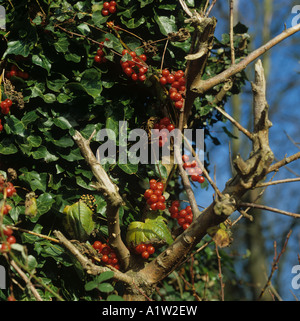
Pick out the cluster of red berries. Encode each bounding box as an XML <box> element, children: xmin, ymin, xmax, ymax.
<box><xmin>120</xmin><ymin>49</ymin><xmax>148</xmax><ymax>82</ymax></box>
<box><xmin>5</xmin><ymin>65</ymin><xmax>29</xmax><ymax>80</ymax></box>
<box><xmin>92</xmin><ymin>240</ymin><xmax>120</xmax><ymax>270</ymax></box>
<box><xmin>0</xmin><ymin>177</ymin><xmax>17</xmax><ymax>197</ymax></box>
<box><xmin>153</xmin><ymin>117</ymin><xmax>175</xmax><ymax>147</ymax></box>
<box><xmin>159</xmin><ymin>69</ymin><xmax>186</xmax><ymax>110</ymax></box>
<box><xmin>134</xmin><ymin>243</ymin><xmax>155</xmax><ymax>260</ymax></box>
<box><xmin>182</xmin><ymin>154</ymin><xmax>205</xmax><ymax>184</ymax></box>
<box><xmin>101</xmin><ymin>1</ymin><xmax>117</xmax><ymax>16</ymax></box>
<box><xmin>1</xmin><ymin>203</ymin><xmax>12</xmax><ymax>215</ymax></box>
<box><xmin>144</xmin><ymin>179</ymin><xmax>166</xmax><ymax>211</ymax></box>
<box><xmin>1</xmin><ymin>98</ymin><xmax>13</xmax><ymax>115</ymax></box>
<box><xmin>168</xmin><ymin>201</ymin><xmax>193</xmax><ymax>230</ymax></box>
<box><xmin>94</xmin><ymin>41</ymin><xmax>107</xmax><ymax>64</ymax></box>
<box><xmin>0</xmin><ymin>226</ymin><xmax>16</xmax><ymax>253</ymax></box>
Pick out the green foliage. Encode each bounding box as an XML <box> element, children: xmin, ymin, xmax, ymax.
<box><xmin>0</xmin><ymin>0</ymin><xmax>249</xmax><ymax>301</ymax></box>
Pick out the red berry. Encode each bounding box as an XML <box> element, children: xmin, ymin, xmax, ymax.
<box><xmin>129</xmin><ymin>51</ymin><xmax>137</xmax><ymax>58</ymax></box>
<box><xmin>93</xmin><ymin>241</ymin><xmax>102</xmax><ymax>250</ymax></box>
<box><xmin>124</xmin><ymin>67</ymin><xmax>133</xmax><ymax>76</ymax></box>
<box><xmin>7</xmin><ymin>295</ymin><xmax>16</xmax><ymax>301</ymax></box>
<box><xmin>169</xmin><ymin>205</ymin><xmax>178</xmax><ymax>214</ymax></box>
<box><xmin>141</xmin><ymin>251</ymin><xmax>149</xmax><ymax>259</ymax></box>
<box><xmin>147</xmin><ymin>245</ymin><xmax>155</xmax><ymax>255</ymax></box>
<box><xmin>179</xmin><ymin>209</ymin><xmax>187</xmax><ymax>218</ymax></box>
<box><xmin>160</xmin><ymin>117</ymin><xmax>171</xmax><ymax>126</ymax></box>
<box><xmin>0</xmin><ymin>243</ymin><xmax>11</xmax><ymax>252</ymax></box>
<box><xmin>7</xmin><ymin>236</ymin><xmax>16</xmax><ymax>244</ymax></box>
<box><xmin>182</xmin><ymin>154</ymin><xmax>189</xmax><ymax>163</ymax></box>
<box><xmin>198</xmin><ymin>176</ymin><xmax>205</xmax><ymax>183</ymax></box>
<box><xmin>186</xmin><ymin>206</ymin><xmax>192</xmax><ymax>214</ymax></box>
<box><xmin>183</xmin><ymin>223</ymin><xmax>190</xmax><ymax>230</ymax></box>
<box><xmin>179</xmin><ymin>77</ymin><xmax>186</xmax><ymax>85</ymax></box>
<box><xmin>175</xmin><ymin>70</ymin><xmax>185</xmax><ymax>80</ymax></box>
<box><xmin>144</xmin><ymin>189</ymin><xmax>153</xmax><ymax>199</ymax></box>
<box><xmin>10</xmin><ymin>70</ymin><xmax>17</xmax><ymax>77</ymax></box>
<box><xmin>1</xmin><ymin>101</ymin><xmax>8</xmax><ymax>109</ymax></box>
<box><xmin>150</xmin><ymin>182</ymin><xmax>157</xmax><ymax>190</ymax></box>
<box><xmin>156</xmin><ymin>201</ymin><xmax>166</xmax><ymax>210</ymax></box>
<box><xmin>102</xmin><ymin>9</ymin><xmax>109</xmax><ymax>16</ymax></box>
<box><xmin>158</xmin><ymin>195</ymin><xmax>165</xmax><ymax>203</ymax></box>
<box><xmin>167</xmin><ymin>124</ymin><xmax>175</xmax><ymax>132</ymax></box>
<box><xmin>94</xmin><ymin>55</ymin><xmax>102</xmax><ymax>63</ymax></box>
<box><xmin>177</xmin><ymin>218</ymin><xmax>186</xmax><ymax>226</ymax></box>
<box><xmin>149</xmin><ymin>179</ymin><xmax>157</xmax><ymax>184</ymax></box>
<box><xmin>139</xmin><ymin>54</ymin><xmax>147</xmax><ymax>62</ymax></box>
<box><xmin>110</xmin><ymin>1</ymin><xmax>117</xmax><ymax>6</ymax></box>
<box><xmin>139</xmin><ymin>74</ymin><xmax>146</xmax><ymax>82</ymax></box>
<box><xmin>160</xmin><ymin>77</ymin><xmax>167</xmax><ymax>86</ymax></box>
<box><xmin>167</xmin><ymin>74</ymin><xmax>175</xmax><ymax>84</ymax></box>
<box><xmin>122</xmin><ymin>49</ymin><xmax>129</xmax><ymax>56</ymax></box>
<box><xmin>153</xmin><ymin>189</ymin><xmax>162</xmax><ymax>197</ymax></box>
<box><xmin>175</xmin><ymin>100</ymin><xmax>184</xmax><ymax>109</ymax></box>
<box><xmin>191</xmin><ymin>174</ymin><xmax>199</xmax><ymax>182</ymax></box>
<box><xmin>109</xmin><ymin>5</ymin><xmax>116</xmax><ymax>14</ymax></box>
<box><xmin>3</xmin><ymin>227</ymin><xmax>13</xmax><ymax>237</ymax></box>
<box><xmin>156</xmin><ymin>182</ymin><xmax>164</xmax><ymax>191</ymax></box>
<box><xmin>150</xmin><ymin>202</ymin><xmax>157</xmax><ymax>211</ymax></box>
<box><xmin>185</xmin><ymin>214</ymin><xmax>193</xmax><ymax>224</ymax></box>
<box><xmin>171</xmin><ymin>81</ymin><xmax>181</xmax><ymax>89</ymax></box>
<box><xmin>149</xmin><ymin>194</ymin><xmax>158</xmax><ymax>204</ymax></box>
<box><xmin>5</xmin><ymin>99</ymin><xmax>12</xmax><ymax>108</ymax></box>
<box><xmin>162</xmin><ymin>69</ymin><xmax>170</xmax><ymax>77</ymax></box>
<box><xmin>102</xmin><ymin>254</ymin><xmax>109</xmax><ymax>263</ymax></box>
<box><xmin>131</xmin><ymin>73</ymin><xmax>138</xmax><ymax>81</ymax></box>
<box><xmin>103</xmin><ymin>2</ymin><xmax>110</xmax><ymax>9</ymax></box>
<box><xmin>172</xmin><ymin>200</ymin><xmax>180</xmax><ymax>207</ymax></box>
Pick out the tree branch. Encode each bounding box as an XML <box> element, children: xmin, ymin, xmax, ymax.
<box><xmin>254</xmin><ymin>177</ymin><xmax>300</xmax><ymax>188</ymax></box>
<box><xmin>267</xmin><ymin>151</ymin><xmax>300</xmax><ymax>174</ymax></box>
<box><xmin>191</xmin><ymin>22</ymin><xmax>300</xmax><ymax>94</ymax></box>
<box><xmin>72</xmin><ymin>130</ymin><xmax>130</xmax><ymax>269</ymax></box>
<box><xmin>239</xmin><ymin>202</ymin><xmax>300</xmax><ymax>219</ymax></box>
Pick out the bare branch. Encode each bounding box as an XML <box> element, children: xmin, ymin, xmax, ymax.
<box><xmin>254</xmin><ymin>177</ymin><xmax>300</xmax><ymax>188</ymax></box>
<box><xmin>239</xmin><ymin>202</ymin><xmax>300</xmax><ymax>219</ymax></box>
<box><xmin>73</xmin><ymin>130</ymin><xmax>130</xmax><ymax>269</ymax></box>
<box><xmin>267</xmin><ymin>151</ymin><xmax>300</xmax><ymax>174</ymax></box>
<box><xmin>191</xmin><ymin>23</ymin><xmax>300</xmax><ymax>94</ymax></box>
<box><xmin>229</xmin><ymin>0</ymin><xmax>235</xmax><ymax>65</ymax></box>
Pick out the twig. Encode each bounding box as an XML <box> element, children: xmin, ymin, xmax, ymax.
<box><xmin>7</xmin><ymin>226</ymin><xmax>60</xmax><ymax>243</ymax></box>
<box><xmin>205</xmin><ymin>0</ymin><xmax>217</xmax><ymax>17</ymax></box>
<box><xmin>215</xmin><ymin>244</ymin><xmax>225</xmax><ymax>301</ymax></box>
<box><xmin>214</xmin><ymin>105</ymin><xmax>253</xmax><ymax>140</ymax></box>
<box><xmin>258</xmin><ymin>230</ymin><xmax>292</xmax><ymax>300</ymax></box>
<box><xmin>229</xmin><ymin>0</ymin><xmax>235</xmax><ymax>65</ymax></box>
<box><xmin>178</xmin><ymin>0</ymin><xmax>193</xmax><ymax>18</ymax></box>
<box><xmin>9</xmin><ymin>259</ymin><xmax>43</xmax><ymax>301</ymax></box>
<box><xmin>239</xmin><ymin>202</ymin><xmax>300</xmax><ymax>218</ymax></box>
<box><xmin>54</xmin><ymin>230</ymin><xmax>134</xmax><ymax>286</ymax></box>
<box><xmin>254</xmin><ymin>177</ymin><xmax>300</xmax><ymax>188</ymax></box>
<box><xmin>191</xmin><ymin>22</ymin><xmax>300</xmax><ymax>94</ymax></box>
<box><xmin>267</xmin><ymin>151</ymin><xmax>300</xmax><ymax>174</ymax></box>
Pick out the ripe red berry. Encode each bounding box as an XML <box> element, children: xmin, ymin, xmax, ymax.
<box><xmin>185</xmin><ymin>214</ymin><xmax>193</xmax><ymax>224</ymax></box>
<box><xmin>167</xmin><ymin>74</ymin><xmax>175</xmax><ymax>84</ymax></box>
<box><xmin>131</xmin><ymin>73</ymin><xmax>138</xmax><ymax>81</ymax></box>
<box><xmin>129</xmin><ymin>51</ymin><xmax>137</xmax><ymax>58</ymax></box>
<box><xmin>7</xmin><ymin>236</ymin><xmax>16</xmax><ymax>245</ymax></box>
<box><xmin>182</xmin><ymin>154</ymin><xmax>189</xmax><ymax>163</ymax></box>
<box><xmin>139</xmin><ymin>54</ymin><xmax>147</xmax><ymax>62</ymax></box>
<box><xmin>147</xmin><ymin>245</ymin><xmax>155</xmax><ymax>255</ymax></box>
<box><xmin>103</xmin><ymin>2</ymin><xmax>110</xmax><ymax>9</ymax></box>
<box><xmin>160</xmin><ymin>77</ymin><xmax>167</xmax><ymax>86</ymax></box>
<box><xmin>94</xmin><ymin>55</ymin><xmax>102</xmax><ymax>63</ymax></box>
<box><xmin>158</xmin><ymin>195</ymin><xmax>165</xmax><ymax>203</ymax></box>
<box><xmin>169</xmin><ymin>205</ymin><xmax>179</xmax><ymax>214</ymax></box>
<box><xmin>179</xmin><ymin>209</ymin><xmax>187</xmax><ymax>218</ymax></box>
<box><xmin>141</xmin><ymin>251</ymin><xmax>149</xmax><ymax>259</ymax></box>
<box><xmin>3</xmin><ymin>227</ymin><xmax>13</xmax><ymax>237</ymax></box>
<box><xmin>172</xmin><ymin>200</ymin><xmax>180</xmax><ymax>207</ymax></box>
<box><xmin>101</xmin><ymin>254</ymin><xmax>109</xmax><ymax>262</ymax></box>
<box><xmin>191</xmin><ymin>174</ymin><xmax>199</xmax><ymax>182</ymax></box>
<box><xmin>156</xmin><ymin>182</ymin><xmax>164</xmax><ymax>190</ymax></box>
<box><xmin>174</xmin><ymin>100</ymin><xmax>184</xmax><ymax>109</ymax></box>
<box><xmin>162</xmin><ymin>69</ymin><xmax>170</xmax><ymax>77</ymax></box>
<box><xmin>167</xmin><ymin>124</ymin><xmax>175</xmax><ymax>132</ymax></box>
<box><xmin>150</xmin><ymin>182</ymin><xmax>157</xmax><ymax>190</ymax></box>
<box><xmin>182</xmin><ymin>223</ymin><xmax>190</xmax><ymax>230</ymax></box>
<box><xmin>198</xmin><ymin>176</ymin><xmax>205</xmax><ymax>183</ymax></box>
<box><xmin>150</xmin><ymin>202</ymin><xmax>157</xmax><ymax>211</ymax></box>
<box><xmin>5</xmin><ymin>99</ymin><xmax>12</xmax><ymax>108</ymax></box>
<box><xmin>124</xmin><ymin>67</ymin><xmax>133</xmax><ymax>76</ymax></box>
<box><xmin>156</xmin><ymin>201</ymin><xmax>166</xmax><ymax>210</ymax></box>
<box><xmin>0</xmin><ymin>243</ymin><xmax>11</xmax><ymax>252</ymax></box>
<box><xmin>139</xmin><ymin>74</ymin><xmax>146</xmax><ymax>82</ymax></box>
<box><xmin>102</xmin><ymin>9</ymin><xmax>109</xmax><ymax>16</ymax></box>
<box><xmin>93</xmin><ymin>241</ymin><xmax>102</xmax><ymax>250</ymax></box>
<box><xmin>144</xmin><ymin>189</ymin><xmax>153</xmax><ymax>199</ymax></box>
<box><xmin>110</xmin><ymin>0</ymin><xmax>117</xmax><ymax>6</ymax></box>
<box><xmin>122</xmin><ymin>49</ymin><xmax>129</xmax><ymax>56</ymax></box>
<box><xmin>149</xmin><ymin>194</ymin><xmax>158</xmax><ymax>204</ymax></box>
<box><xmin>177</xmin><ymin>218</ymin><xmax>186</xmax><ymax>226</ymax></box>
<box><xmin>109</xmin><ymin>5</ymin><xmax>116</xmax><ymax>14</ymax></box>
